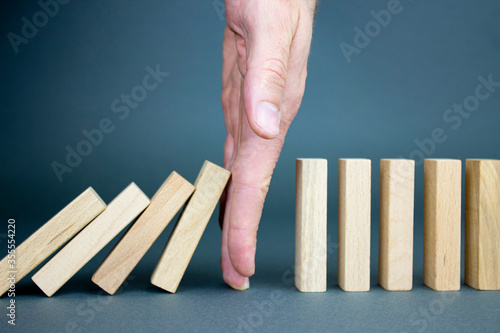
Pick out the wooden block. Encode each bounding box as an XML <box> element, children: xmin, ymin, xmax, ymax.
<box><xmin>151</xmin><ymin>161</ymin><xmax>230</xmax><ymax>293</ymax></box>
<box><xmin>92</xmin><ymin>172</ymin><xmax>194</xmax><ymax>295</ymax></box>
<box><xmin>0</xmin><ymin>188</ymin><xmax>106</xmax><ymax>296</ymax></box>
<box><xmin>338</xmin><ymin>158</ymin><xmax>371</xmax><ymax>292</ymax></box>
<box><xmin>465</xmin><ymin>159</ymin><xmax>500</xmax><ymax>290</ymax></box>
<box><xmin>378</xmin><ymin>159</ymin><xmax>415</xmax><ymax>291</ymax></box>
<box><xmin>423</xmin><ymin>159</ymin><xmax>461</xmax><ymax>291</ymax></box>
<box><xmin>32</xmin><ymin>183</ymin><xmax>150</xmax><ymax>296</ymax></box>
<box><xmin>295</xmin><ymin>158</ymin><xmax>328</xmax><ymax>292</ymax></box>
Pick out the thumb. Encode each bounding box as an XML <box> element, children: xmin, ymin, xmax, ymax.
<box><xmin>243</xmin><ymin>13</ymin><xmax>295</xmax><ymax>139</ymax></box>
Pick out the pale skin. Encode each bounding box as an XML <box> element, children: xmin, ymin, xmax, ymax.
<box><xmin>220</xmin><ymin>0</ymin><xmax>317</xmax><ymax>290</ymax></box>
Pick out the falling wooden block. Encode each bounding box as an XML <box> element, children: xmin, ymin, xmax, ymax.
<box><xmin>151</xmin><ymin>161</ymin><xmax>230</xmax><ymax>293</ymax></box>
<box><xmin>92</xmin><ymin>172</ymin><xmax>194</xmax><ymax>295</ymax></box>
<box><xmin>465</xmin><ymin>159</ymin><xmax>500</xmax><ymax>290</ymax></box>
<box><xmin>295</xmin><ymin>158</ymin><xmax>328</xmax><ymax>292</ymax></box>
<box><xmin>423</xmin><ymin>159</ymin><xmax>461</xmax><ymax>291</ymax></box>
<box><xmin>0</xmin><ymin>188</ymin><xmax>106</xmax><ymax>296</ymax></box>
<box><xmin>338</xmin><ymin>158</ymin><xmax>371</xmax><ymax>292</ymax></box>
<box><xmin>32</xmin><ymin>183</ymin><xmax>150</xmax><ymax>296</ymax></box>
<box><xmin>378</xmin><ymin>159</ymin><xmax>415</xmax><ymax>291</ymax></box>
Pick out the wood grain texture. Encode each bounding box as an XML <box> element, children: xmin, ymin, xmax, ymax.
<box><xmin>32</xmin><ymin>183</ymin><xmax>150</xmax><ymax>296</ymax></box>
<box><xmin>378</xmin><ymin>159</ymin><xmax>415</xmax><ymax>291</ymax></box>
<box><xmin>423</xmin><ymin>159</ymin><xmax>461</xmax><ymax>291</ymax></box>
<box><xmin>338</xmin><ymin>159</ymin><xmax>371</xmax><ymax>292</ymax></box>
<box><xmin>465</xmin><ymin>159</ymin><xmax>500</xmax><ymax>290</ymax></box>
<box><xmin>151</xmin><ymin>161</ymin><xmax>230</xmax><ymax>293</ymax></box>
<box><xmin>92</xmin><ymin>172</ymin><xmax>194</xmax><ymax>295</ymax></box>
<box><xmin>0</xmin><ymin>188</ymin><xmax>106</xmax><ymax>296</ymax></box>
<box><xmin>295</xmin><ymin>159</ymin><xmax>328</xmax><ymax>292</ymax></box>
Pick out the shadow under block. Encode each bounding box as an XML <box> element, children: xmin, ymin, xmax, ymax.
<box><xmin>295</xmin><ymin>159</ymin><xmax>327</xmax><ymax>292</ymax></box>
<box><xmin>32</xmin><ymin>183</ymin><xmax>150</xmax><ymax>296</ymax></box>
<box><xmin>92</xmin><ymin>172</ymin><xmax>194</xmax><ymax>295</ymax></box>
<box><xmin>0</xmin><ymin>187</ymin><xmax>106</xmax><ymax>296</ymax></box>
<box><xmin>423</xmin><ymin>159</ymin><xmax>461</xmax><ymax>291</ymax></box>
<box><xmin>378</xmin><ymin>159</ymin><xmax>415</xmax><ymax>291</ymax></box>
<box><xmin>151</xmin><ymin>161</ymin><xmax>230</xmax><ymax>293</ymax></box>
<box><xmin>465</xmin><ymin>159</ymin><xmax>500</xmax><ymax>290</ymax></box>
<box><xmin>338</xmin><ymin>159</ymin><xmax>371</xmax><ymax>292</ymax></box>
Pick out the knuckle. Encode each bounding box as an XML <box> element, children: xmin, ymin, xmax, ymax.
<box><xmin>261</xmin><ymin>57</ymin><xmax>288</xmax><ymax>92</ymax></box>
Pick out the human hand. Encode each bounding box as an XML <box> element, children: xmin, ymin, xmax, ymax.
<box><xmin>220</xmin><ymin>0</ymin><xmax>316</xmax><ymax>290</ymax></box>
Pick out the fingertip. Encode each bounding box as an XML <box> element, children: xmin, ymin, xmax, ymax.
<box><xmin>221</xmin><ymin>245</ymin><xmax>250</xmax><ymax>291</ymax></box>
<box><xmin>228</xmin><ymin>229</ymin><xmax>257</xmax><ymax>277</ymax></box>
<box><xmin>227</xmin><ymin>277</ymin><xmax>250</xmax><ymax>291</ymax></box>
<box><xmin>221</xmin><ymin>259</ymin><xmax>250</xmax><ymax>291</ymax></box>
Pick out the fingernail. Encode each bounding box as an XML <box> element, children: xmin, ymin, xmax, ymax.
<box><xmin>243</xmin><ymin>277</ymin><xmax>250</xmax><ymax>290</ymax></box>
<box><xmin>228</xmin><ymin>277</ymin><xmax>250</xmax><ymax>291</ymax></box>
<box><xmin>256</xmin><ymin>102</ymin><xmax>280</xmax><ymax>136</ymax></box>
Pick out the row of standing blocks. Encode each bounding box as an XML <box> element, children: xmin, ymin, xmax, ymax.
<box><xmin>296</xmin><ymin>158</ymin><xmax>500</xmax><ymax>292</ymax></box>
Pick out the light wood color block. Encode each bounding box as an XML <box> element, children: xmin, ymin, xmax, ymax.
<box><xmin>465</xmin><ymin>159</ymin><xmax>500</xmax><ymax>290</ymax></box>
<box><xmin>423</xmin><ymin>159</ymin><xmax>461</xmax><ymax>291</ymax></box>
<box><xmin>151</xmin><ymin>161</ymin><xmax>230</xmax><ymax>293</ymax></box>
<box><xmin>338</xmin><ymin>158</ymin><xmax>371</xmax><ymax>292</ymax></box>
<box><xmin>295</xmin><ymin>158</ymin><xmax>328</xmax><ymax>292</ymax></box>
<box><xmin>92</xmin><ymin>172</ymin><xmax>194</xmax><ymax>295</ymax></box>
<box><xmin>32</xmin><ymin>183</ymin><xmax>150</xmax><ymax>296</ymax></box>
<box><xmin>0</xmin><ymin>188</ymin><xmax>106</xmax><ymax>296</ymax></box>
<box><xmin>378</xmin><ymin>159</ymin><xmax>415</xmax><ymax>291</ymax></box>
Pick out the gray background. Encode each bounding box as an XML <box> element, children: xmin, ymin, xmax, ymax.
<box><xmin>1</xmin><ymin>0</ymin><xmax>499</xmax><ymax>332</ymax></box>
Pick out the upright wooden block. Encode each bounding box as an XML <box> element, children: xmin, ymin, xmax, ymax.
<box><xmin>423</xmin><ymin>159</ymin><xmax>461</xmax><ymax>291</ymax></box>
<box><xmin>465</xmin><ymin>159</ymin><xmax>500</xmax><ymax>290</ymax></box>
<box><xmin>151</xmin><ymin>161</ymin><xmax>230</xmax><ymax>293</ymax></box>
<box><xmin>0</xmin><ymin>188</ymin><xmax>106</xmax><ymax>296</ymax></box>
<box><xmin>378</xmin><ymin>159</ymin><xmax>415</xmax><ymax>291</ymax></box>
<box><xmin>92</xmin><ymin>172</ymin><xmax>194</xmax><ymax>295</ymax></box>
<box><xmin>338</xmin><ymin>158</ymin><xmax>371</xmax><ymax>292</ymax></box>
<box><xmin>32</xmin><ymin>183</ymin><xmax>150</xmax><ymax>296</ymax></box>
<box><xmin>295</xmin><ymin>158</ymin><xmax>327</xmax><ymax>292</ymax></box>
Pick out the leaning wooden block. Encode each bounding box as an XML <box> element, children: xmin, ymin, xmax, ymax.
<box><xmin>338</xmin><ymin>158</ymin><xmax>371</xmax><ymax>292</ymax></box>
<box><xmin>378</xmin><ymin>159</ymin><xmax>415</xmax><ymax>291</ymax></box>
<box><xmin>423</xmin><ymin>159</ymin><xmax>461</xmax><ymax>291</ymax></box>
<box><xmin>92</xmin><ymin>172</ymin><xmax>194</xmax><ymax>295</ymax></box>
<box><xmin>0</xmin><ymin>187</ymin><xmax>106</xmax><ymax>296</ymax></box>
<box><xmin>151</xmin><ymin>161</ymin><xmax>230</xmax><ymax>293</ymax></box>
<box><xmin>32</xmin><ymin>183</ymin><xmax>150</xmax><ymax>296</ymax></box>
<box><xmin>465</xmin><ymin>159</ymin><xmax>500</xmax><ymax>290</ymax></box>
<box><xmin>295</xmin><ymin>158</ymin><xmax>328</xmax><ymax>292</ymax></box>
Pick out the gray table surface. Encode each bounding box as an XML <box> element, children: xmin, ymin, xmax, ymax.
<box><xmin>1</xmin><ymin>218</ymin><xmax>499</xmax><ymax>333</ymax></box>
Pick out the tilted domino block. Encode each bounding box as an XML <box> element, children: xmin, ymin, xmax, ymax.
<box><xmin>0</xmin><ymin>187</ymin><xmax>106</xmax><ymax>296</ymax></box>
<box><xmin>92</xmin><ymin>172</ymin><xmax>194</xmax><ymax>295</ymax></box>
<box><xmin>423</xmin><ymin>159</ymin><xmax>461</xmax><ymax>291</ymax></box>
<box><xmin>32</xmin><ymin>183</ymin><xmax>150</xmax><ymax>296</ymax></box>
<box><xmin>465</xmin><ymin>159</ymin><xmax>500</xmax><ymax>290</ymax></box>
<box><xmin>295</xmin><ymin>158</ymin><xmax>327</xmax><ymax>292</ymax></box>
<box><xmin>338</xmin><ymin>158</ymin><xmax>371</xmax><ymax>292</ymax></box>
<box><xmin>151</xmin><ymin>161</ymin><xmax>230</xmax><ymax>293</ymax></box>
